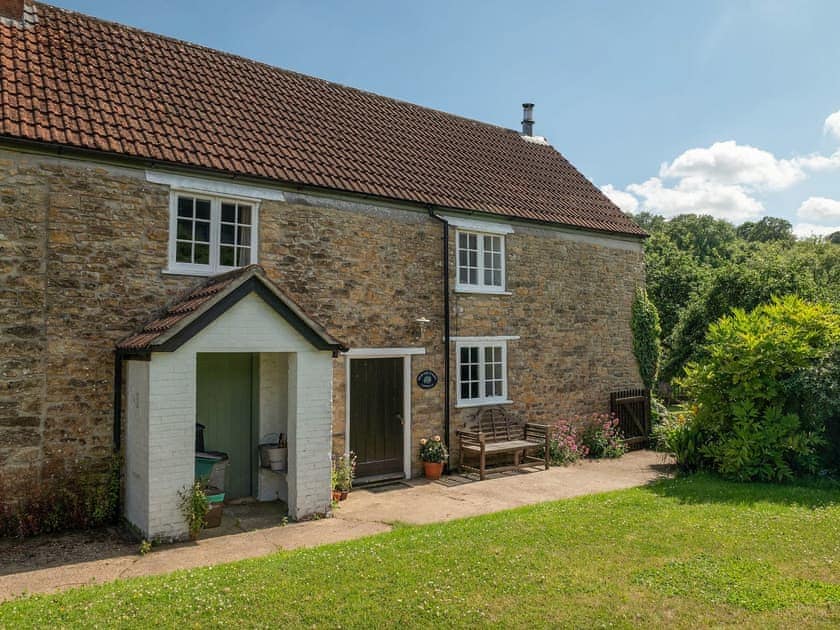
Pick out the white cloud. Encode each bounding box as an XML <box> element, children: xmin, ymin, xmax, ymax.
<box><xmin>796</xmin><ymin>196</ymin><xmax>840</xmax><ymax>222</ymax></box>
<box><xmin>606</xmin><ymin>112</ymin><xmax>840</xmax><ymax>227</ymax></box>
<box><xmin>627</xmin><ymin>176</ymin><xmax>763</xmax><ymax>222</ymax></box>
<box><xmin>792</xmin><ymin>222</ymin><xmax>840</xmax><ymax>239</ymax></box>
<box><xmin>600</xmin><ymin>184</ymin><xmax>638</xmax><ymax>214</ymax></box>
<box><xmin>658</xmin><ymin>140</ymin><xmax>806</xmax><ymax>191</ymax></box>
<box><xmin>824</xmin><ymin>110</ymin><xmax>840</xmax><ymax>140</ymax></box>
<box><xmin>794</xmin><ymin>150</ymin><xmax>840</xmax><ymax>172</ymax></box>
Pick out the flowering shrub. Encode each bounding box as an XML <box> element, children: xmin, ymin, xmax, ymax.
<box><xmin>546</xmin><ymin>417</ymin><xmax>589</xmax><ymax>465</ymax></box>
<box><xmin>545</xmin><ymin>413</ymin><xmax>625</xmax><ymax>464</ymax></box>
<box><xmin>419</xmin><ymin>435</ymin><xmax>448</xmax><ymax>463</ymax></box>
<box><xmin>578</xmin><ymin>413</ymin><xmax>626</xmax><ymax>458</ymax></box>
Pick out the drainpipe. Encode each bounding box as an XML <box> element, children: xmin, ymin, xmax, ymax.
<box><xmin>113</xmin><ymin>351</ymin><xmax>123</xmax><ymax>451</ymax></box>
<box><xmin>427</xmin><ymin>209</ymin><xmax>452</xmax><ymax>469</ymax></box>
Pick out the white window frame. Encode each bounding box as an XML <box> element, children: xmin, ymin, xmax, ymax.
<box><xmin>455</xmin><ymin>229</ymin><xmax>508</xmax><ymax>294</ymax></box>
<box><xmin>455</xmin><ymin>338</ymin><xmax>512</xmax><ymax>407</ymax></box>
<box><xmin>166</xmin><ymin>189</ymin><xmax>260</xmax><ymax>276</ymax></box>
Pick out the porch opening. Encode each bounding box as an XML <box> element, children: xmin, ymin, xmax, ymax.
<box><xmin>195</xmin><ymin>352</ymin><xmax>291</xmax><ymax>504</ymax></box>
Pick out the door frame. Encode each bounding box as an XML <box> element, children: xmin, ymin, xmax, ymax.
<box><xmin>344</xmin><ymin>347</ymin><xmax>425</xmax><ymax>479</ymax></box>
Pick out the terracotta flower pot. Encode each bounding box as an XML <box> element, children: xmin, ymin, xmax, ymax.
<box><xmin>423</xmin><ymin>461</ymin><xmax>444</xmax><ymax>480</ymax></box>
<box><xmin>332</xmin><ymin>490</ymin><xmax>349</xmax><ymax>501</ymax></box>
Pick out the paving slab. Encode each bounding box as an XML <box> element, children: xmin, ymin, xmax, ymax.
<box><xmin>0</xmin><ymin>450</ymin><xmax>671</xmax><ymax>602</ymax></box>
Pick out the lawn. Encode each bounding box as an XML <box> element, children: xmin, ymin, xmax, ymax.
<box><xmin>1</xmin><ymin>475</ymin><xmax>838</xmax><ymax>628</ymax></box>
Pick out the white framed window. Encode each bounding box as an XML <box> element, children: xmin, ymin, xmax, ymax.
<box><xmin>167</xmin><ymin>191</ymin><xmax>259</xmax><ymax>275</ymax></box>
<box><xmin>456</xmin><ymin>230</ymin><xmax>506</xmax><ymax>293</ymax></box>
<box><xmin>456</xmin><ymin>338</ymin><xmax>510</xmax><ymax>406</ymax></box>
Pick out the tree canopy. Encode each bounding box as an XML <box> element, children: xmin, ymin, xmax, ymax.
<box><xmin>637</xmin><ymin>212</ymin><xmax>840</xmax><ymax>383</ymax></box>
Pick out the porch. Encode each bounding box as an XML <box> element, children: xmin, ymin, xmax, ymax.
<box><xmin>118</xmin><ymin>266</ymin><xmax>346</xmax><ymax>541</ymax></box>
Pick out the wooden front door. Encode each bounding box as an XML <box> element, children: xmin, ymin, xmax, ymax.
<box><xmin>350</xmin><ymin>358</ymin><xmax>404</xmax><ymax>479</ymax></box>
<box><xmin>196</xmin><ymin>353</ymin><xmax>257</xmax><ymax>499</ymax></box>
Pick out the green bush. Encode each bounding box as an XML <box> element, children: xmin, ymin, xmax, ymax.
<box><xmin>679</xmin><ymin>296</ymin><xmax>840</xmax><ymax>481</ymax></box>
<box><xmin>631</xmin><ymin>287</ymin><xmax>662</xmax><ymax>389</ymax></box>
<box><xmin>653</xmin><ymin>410</ymin><xmax>705</xmax><ymax>471</ymax></box>
<box><xmin>784</xmin><ymin>347</ymin><xmax>840</xmax><ymax>471</ymax></box>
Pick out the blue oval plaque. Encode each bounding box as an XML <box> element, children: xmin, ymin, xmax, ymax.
<box><xmin>416</xmin><ymin>369</ymin><xmax>438</xmax><ymax>389</ymax></box>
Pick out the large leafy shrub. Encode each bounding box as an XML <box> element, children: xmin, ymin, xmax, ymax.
<box><xmin>631</xmin><ymin>287</ymin><xmax>662</xmax><ymax>389</ymax></box>
<box><xmin>679</xmin><ymin>296</ymin><xmax>840</xmax><ymax>481</ymax></box>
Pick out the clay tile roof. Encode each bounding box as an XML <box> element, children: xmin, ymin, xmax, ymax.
<box><xmin>116</xmin><ymin>265</ymin><xmax>347</xmax><ymax>353</ymax></box>
<box><xmin>0</xmin><ymin>3</ymin><xmax>646</xmax><ymax>237</ymax></box>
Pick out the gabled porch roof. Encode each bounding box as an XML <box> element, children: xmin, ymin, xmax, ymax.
<box><xmin>117</xmin><ymin>265</ymin><xmax>348</xmax><ymax>357</ymax></box>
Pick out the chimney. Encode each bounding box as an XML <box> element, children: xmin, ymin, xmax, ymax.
<box><xmin>521</xmin><ymin>103</ymin><xmax>534</xmax><ymax>136</ymax></box>
<box><xmin>0</xmin><ymin>0</ymin><xmax>24</xmax><ymax>21</ymax></box>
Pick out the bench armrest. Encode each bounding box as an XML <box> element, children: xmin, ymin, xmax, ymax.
<box><xmin>524</xmin><ymin>422</ymin><xmax>550</xmax><ymax>443</ymax></box>
<box><xmin>457</xmin><ymin>429</ymin><xmax>486</xmax><ymax>447</ymax></box>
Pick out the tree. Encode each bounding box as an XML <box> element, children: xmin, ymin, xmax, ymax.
<box><xmin>632</xmin><ymin>211</ymin><xmax>666</xmax><ymax>233</ymax></box>
<box><xmin>663</xmin><ymin>214</ymin><xmax>737</xmax><ymax>266</ymax></box>
<box><xmin>736</xmin><ymin>216</ymin><xmax>795</xmax><ymax>244</ymax></box>
<box><xmin>662</xmin><ymin>240</ymin><xmax>839</xmax><ymax>380</ymax></box>
<box><xmin>828</xmin><ymin>231</ymin><xmax>840</xmax><ymax>245</ymax></box>
<box><xmin>631</xmin><ymin>287</ymin><xmax>662</xmax><ymax>389</ymax></box>
<box><xmin>643</xmin><ymin>232</ymin><xmax>708</xmax><ymax>340</ymax></box>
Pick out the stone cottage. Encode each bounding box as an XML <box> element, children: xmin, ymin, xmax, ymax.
<box><xmin>0</xmin><ymin>1</ymin><xmax>647</xmax><ymax>539</ymax></box>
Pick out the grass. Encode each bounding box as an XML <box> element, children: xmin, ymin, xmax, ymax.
<box><xmin>1</xmin><ymin>474</ymin><xmax>838</xmax><ymax>628</ymax></box>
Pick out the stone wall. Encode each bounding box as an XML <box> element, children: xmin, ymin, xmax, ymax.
<box><xmin>0</xmin><ymin>150</ymin><xmax>188</xmax><ymax>503</ymax></box>
<box><xmin>449</xmin><ymin>226</ymin><xmax>645</xmax><ymax>432</ymax></box>
<box><xmin>0</xmin><ymin>147</ymin><xmax>644</xmax><ymax>505</ymax></box>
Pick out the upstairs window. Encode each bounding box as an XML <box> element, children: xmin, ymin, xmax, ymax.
<box><xmin>168</xmin><ymin>192</ymin><xmax>258</xmax><ymax>274</ymax></box>
<box><xmin>456</xmin><ymin>230</ymin><xmax>505</xmax><ymax>293</ymax></box>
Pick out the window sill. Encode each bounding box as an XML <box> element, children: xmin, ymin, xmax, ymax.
<box><xmin>162</xmin><ymin>267</ymin><xmax>217</xmax><ymax>277</ymax></box>
<box><xmin>455</xmin><ymin>287</ymin><xmax>512</xmax><ymax>296</ymax></box>
<box><xmin>455</xmin><ymin>399</ymin><xmax>513</xmax><ymax>409</ymax></box>
<box><xmin>163</xmin><ymin>265</ymin><xmax>246</xmax><ymax>277</ymax></box>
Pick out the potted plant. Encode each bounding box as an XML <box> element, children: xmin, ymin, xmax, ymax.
<box><xmin>331</xmin><ymin>452</ymin><xmax>356</xmax><ymax>501</ymax></box>
<box><xmin>419</xmin><ymin>435</ymin><xmax>448</xmax><ymax>480</ymax></box>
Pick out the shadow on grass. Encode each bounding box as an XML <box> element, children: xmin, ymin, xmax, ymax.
<box><xmin>644</xmin><ymin>472</ymin><xmax>840</xmax><ymax>509</ymax></box>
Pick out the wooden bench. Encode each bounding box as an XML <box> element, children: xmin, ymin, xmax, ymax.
<box><xmin>456</xmin><ymin>407</ymin><xmax>550</xmax><ymax>480</ymax></box>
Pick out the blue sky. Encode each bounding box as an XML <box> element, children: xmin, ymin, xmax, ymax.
<box><xmin>50</xmin><ymin>1</ymin><xmax>840</xmax><ymax>236</ymax></box>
